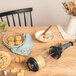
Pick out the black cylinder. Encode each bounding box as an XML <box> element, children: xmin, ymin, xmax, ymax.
<box><xmin>49</xmin><ymin>46</ymin><xmax>62</xmax><ymax>59</ymax></box>
<box><xmin>26</xmin><ymin>57</ymin><xmax>39</xmax><ymax>72</ymax></box>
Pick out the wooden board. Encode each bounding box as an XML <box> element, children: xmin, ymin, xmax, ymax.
<box><xmin>0</xmin><ymin>26</ymin><xmax>76</xmax><ymax>76</ymax></box>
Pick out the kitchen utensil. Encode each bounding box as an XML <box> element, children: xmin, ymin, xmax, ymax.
<box><xmin>49</xmin><ymin>40</ymin><xmax>76</xmax><ymax>59</ymax></box>
<box><xmin>41</xmin><ymin>25</ymin><xmax>51</xmax><ymax>36</ymax></box>
<box><xmin>26</xmin><ymin>40</ymin><xmax>76</xmax><ymax>72</ymax></box>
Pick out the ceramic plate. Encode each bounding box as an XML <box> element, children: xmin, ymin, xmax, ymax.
<box><xmin>35</xmin><ymin>30</ymin><xmax>54</xmax><ymax>42</ymax></box>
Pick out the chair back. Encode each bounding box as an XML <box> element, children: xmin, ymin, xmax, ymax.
<box><xmin>0</xmin><ymin>8</ymin><xmax>33</xmax><ymax>26</ymax></box>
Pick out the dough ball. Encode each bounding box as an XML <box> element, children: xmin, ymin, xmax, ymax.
<box><xmin>11</xmin><ymin>67</ymin><xmax>17</xmax><ymax>73</ymax></box>
<box><xmin>45</xmin><ymin>33</ymin><xmax>52</xmax><ymax>40</ymax></box>
<box><xmin>7</xmin><ymin>36</ymin><xmax>14</xmax><ymax>42</ymax></box>
<box><xmin>0</xmin><ymin>53</ymin><xmax>10</xmax><ymax>69</ymax></box>
<box><xmin>17</xmin><ymin>72</ymin><xmax>21</xmax><ymax>76</ymax></box>
<box><xmin>15</xmin><ymin>35</ymin><xmax>22</xmax><ymax>41</ymax></box>
<box><xmin>15</xmin><ymin>41</ymin><xmax>22</xmax><ymax>45</ymax></box>
<box><xmin>8</xmin><ymin>42</ymin><xmax>15</xmax><ymax>46</ymax></box>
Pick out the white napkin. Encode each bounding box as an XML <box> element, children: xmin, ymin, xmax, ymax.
<box><xmin>57</xmin><ymin>25</ymin><xmax>76</xmax><ymax>39</ymax></box>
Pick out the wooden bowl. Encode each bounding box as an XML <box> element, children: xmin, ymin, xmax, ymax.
<box><xmin>2</xmin><ymin>32</ymin><xmax>25</xmax><ymax>48</ymax></box>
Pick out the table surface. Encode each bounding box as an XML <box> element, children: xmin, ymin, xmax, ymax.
<box><xmin>0</xmin><ymin>26</ymin><xmax>76</xmax><ymax>76</ymax></box>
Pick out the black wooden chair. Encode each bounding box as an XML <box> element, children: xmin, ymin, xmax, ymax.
<box><xmin>0</xmin><ymin>8</ymin><xmax>33</xmax><ymax>27</ymax></box>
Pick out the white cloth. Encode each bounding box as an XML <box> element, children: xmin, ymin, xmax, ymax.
<box><xmin>57</xmin><ymin>25</ymin><xmax>76</xmax><ymax>39</ymax></box>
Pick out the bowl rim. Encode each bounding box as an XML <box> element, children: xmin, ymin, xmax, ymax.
<box><xmin>2</xmin><ymin>32</ymin><xmax>25</xmax><ymax>47</ymax></box>
<box><xmin>35</xmin><ymin>30</ymin><xmax>54</xmax><ymax>42</ymax></box>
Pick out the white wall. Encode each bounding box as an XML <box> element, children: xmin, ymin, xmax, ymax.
<box><xmin>0</xmin><ymin>0</ymin><xmax>73</xmax><ymax>26</ymax></box>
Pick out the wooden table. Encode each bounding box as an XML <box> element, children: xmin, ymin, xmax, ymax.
<box><xmin>0</xmin><ymin>26</ymin><xmax>76</xmax><ymax>76</ymax></box>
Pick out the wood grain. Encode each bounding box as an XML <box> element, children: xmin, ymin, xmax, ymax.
<box><xmin>0</xmin><ymin>26</ymin><xmax>76</xmax><ymax>76</ymax></box>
